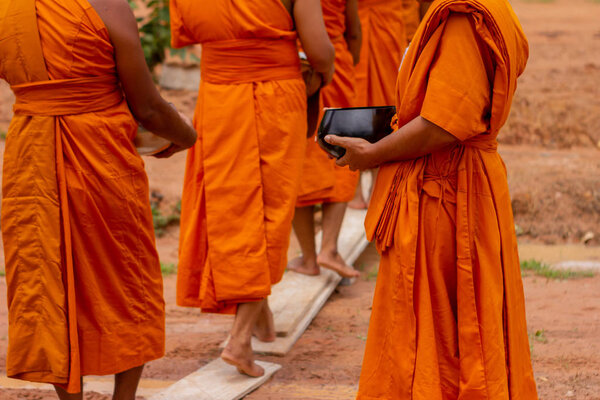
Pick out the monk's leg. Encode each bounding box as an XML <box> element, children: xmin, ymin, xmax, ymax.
<box><xmin>54</xmin><ymin>381</ymin><xmax>83</xmax><ymax>400</ymax></box>
<box><xmin>113</xmin><ymin>364</ymin><xmax>144</xmax><ymax>400</ymax></box>
<box><xmin>221</xmin><ymin>300</ymin><xmax>266</xmax><ymax>377</ymax></box>
<box><xmin>317</xmin><ymin>202</ymin><xmax>360</xmax><ymax>278</ymax></box>
<box><xmin>288</xmin><ymin>206</ymin><xmax>320</xmax><ymax>275</ymax></box>
<box><xmin>348</xmin><ymin>174</ymin><xmax>368</xmax><ymax>209</ymax></box>
<box><xmin>253</xmin><ymin>298</ymin><xmax>276</xmax><ymax>342</ymax></box>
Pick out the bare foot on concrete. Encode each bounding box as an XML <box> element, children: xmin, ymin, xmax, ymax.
<box><xmin>317</xmin><ymin>251</ymin><xmax>360</xmax><ymax>278</ymax></box>
<box><xmin>221</xmin><ymin>338</ymin><xmax>265</xmax><ymax>377</ymax></box>
<box><xmin>253</xmin><ymin>302</ymin><xmax>276</xmax><ymax>342</ymax></box>
<box><xmin>287</xmin><ymin>255</ymin><xmax>320</xmax><ymax>276</ymax></box>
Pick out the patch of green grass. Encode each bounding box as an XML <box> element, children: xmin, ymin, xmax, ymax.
<box><xmin>356</xmin><ymin>334</ymin><xmax>367</xmax><ymax>341</ymax></box>
<box><xmin>0</xmin><ymin>131</ymin><xmax>6</xmax><ymax>140</ymax></box>
<box><xmin>520</xmin><ymin>259</ymin><xmax>594</xmax><ymax>280</ymax></box>
<box><xmin>152</xmin><ymin>202</ymin><xmax>181</xmax><ymax>237</ymax></box>
<box><xmin>528</xmin><ymin>329</ymin><xmax>549</xmax><ymax>353</ymax></box>
<box><xmin>533</xmin><ymin>329</ymin><xmax>548</xmax><ymax>344</ymax></box>
<box><xmin>0</xmin><ymin>269</ymin><xmax>5</xmax><ymax>277</ymax></box>
<box><xmin>365</xmin><ymin>266</ymin><xmax>379</xmax><ymax>281</ymax></box>
<box><xmin>160</xmin><ymin>262</ymin><xmax>177</xmax><ymax>275</ymax></box>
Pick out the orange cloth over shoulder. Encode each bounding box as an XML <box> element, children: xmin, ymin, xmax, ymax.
<box><xmin>357</xmin><ymin>0</ymin><xmax>538</xmax><ymax>399</ymax></box>
<box><xmin>354</xmin><ymin>0</ymin><xmax>406</xmax><ymax>106</ymax></box>
<box><xmin>171</xmin><ymin>0</ymin><xmax>307</xmax><ymax>314</ymax></box>
<box><xmin>0</xmin><ymin>0</ymin><xmax>164</xmax><ymax>393</ymax></box>
<box><xmin>296</xmin><ymin>0</ymin><xmax>359</xmax><ymax>207</ymax></box>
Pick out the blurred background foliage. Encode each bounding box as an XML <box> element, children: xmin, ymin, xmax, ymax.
<box><xmin>128</xmin><ymin>0</ymin><xmax>198</xmax><ymax>72</ymax></box>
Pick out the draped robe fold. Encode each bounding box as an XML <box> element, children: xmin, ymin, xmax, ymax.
<box><xmin>0</xmin><ymin>0</ymin><xmax>164</xmax><ymax>393</ymax></box>
<box><xmin>171</xmin><ymin>0</ymin><xmax>307</xmax><ymax>314</ymax></box>
<box><xmin>296</xmin><ymin>0</ymin><xmax>359</xmax><ymax>207</ymax></box>
<box><xmin>357</xmin><ymin>1</ymin><xmax>538</xmax><ymax>399</ymax></box>
<box><xmin>401</xmin><ymin>0</ymin><xmax>421</xmax><ymax>43</ymax></box>
<box><xmin>354</xmin><ymin>0</ymin><xmax>406</xmax><ymax>107</ymax></box>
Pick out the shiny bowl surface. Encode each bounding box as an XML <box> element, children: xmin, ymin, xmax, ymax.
<box><xmin>316</xmin><ymin>106</ymin><xmax>396</xmax><ymax>159</ymax></box>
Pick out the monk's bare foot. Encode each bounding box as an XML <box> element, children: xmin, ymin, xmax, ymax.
<box><xmin>253</xmin><ymin>303</ymin><xmax>276</xmax><ymax>342</ymax></box>
<box><xmin>317</xmin><ymin>251</ymin><xmax>360</xmax><ymax>278</ymax></box>
<box><xmin>348</xmin><ymin>197</ymin><xmax>368</xmax><ymax>210</ymax></box>
<box><xmin>221</xmin><ymin>338</ymin><xmax>265</xmax><ymax>377</ymax></box>
<box><xmin>287</xmin><ymin>255</ymin><xmax>320</xmax><ymax>276</ymax></box>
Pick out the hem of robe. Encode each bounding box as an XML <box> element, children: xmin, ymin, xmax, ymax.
<box><xmin>7</xmin><ymin>371</ymin><xmax>68</xmax><ymax>386</ymax></box>
<box><xmin>77</xmin><ymin>315</ymin><xmax>165</xmax><ymax>376</ymax></box>
<box><xmin>176</xmin><ymin>297</ymin><xmax>267</xmax><ymax>315</ymax></box>
<box><xmin>296</xmin><ymin>167</ymin><xmax>359</xmax><ymax>207</ymax></box>
<box><xmin>296</xmin><ymin>190</ymin><xmax>356</xmax><ymax>207</ymax></box>
<box><xmin>8</xmin><ymin>348</ymin><xmax>164</xmax><ymax>388</ymax></box>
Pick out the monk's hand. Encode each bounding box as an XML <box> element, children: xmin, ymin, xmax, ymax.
<box><xmin>153</xmin><ymin>143</ymin><xmax>185</xmax><ymax>159</ymax></box>
<box><xmin>320</xmin><ymin>63</ymin><xmax>335</xmax><ymax>87</ymax></box>
<box><xmin>324</xmin><ymin>135</ymin><xmax>378</xmax><ymax>171</ymax></box>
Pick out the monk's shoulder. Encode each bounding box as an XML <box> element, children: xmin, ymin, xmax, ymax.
<box><xmin>443</xmin><ymin>12</ymin><xmax>476</xmax><ymax>37</ymax></box>
<box><xmin>86</xmin><ymin>0</ymin><xmax>134</xmax><ymax>26</ymax></box>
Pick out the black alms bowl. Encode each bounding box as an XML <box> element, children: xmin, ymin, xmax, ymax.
<box><xmin>316</xmin><ymin>106</ymin><xmax>396</xmax><ymax>159</ymax></box>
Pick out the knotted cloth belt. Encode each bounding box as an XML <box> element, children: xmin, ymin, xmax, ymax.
<box><xmin>372</xmin><ymin>127</ymin><xmax>500</xmax><ymax>249</ymax></box>
<box><xmin>11</xmin><ymin>75</ymin><xmax>123</xmax><ymax>116</ymax></box>
<box><xmin>201</xmin><ymin>38</ymin><xmax>301</xmax><ymax>84</ymax></box>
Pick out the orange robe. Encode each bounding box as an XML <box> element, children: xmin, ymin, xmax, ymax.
<box><xmin>296</xmin><ymin>0</ymin><xmax>359</xmax><ymax>207</ymax></box>
<box><xmin>358</xmin><ymin>1</ymin><xmax>538</xmax><ymax>399</ymax></box>
<box><xmin>354</xmin><ymin>0</ymin><xmax>406</xmax><ymax>107</ymax></box>
<box><xmin>400</xmin><ymin>0</ymin><xmax>421</xmax><ymax>43</ymax></box>
<box><xmin>171</xmin><ymin>0</ymin><xmax>307</xmax><ymax>314</ymax></box>
<box><xmin>0</xmin><ymin>0</ymin><xmax>164</xmax><ymax>393</ymax></box>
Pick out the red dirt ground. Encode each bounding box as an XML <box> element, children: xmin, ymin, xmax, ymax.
<box><xmin>0</xmin><ymin>0</ymin><xmax>599</xmax><ymax>399</ymax></box>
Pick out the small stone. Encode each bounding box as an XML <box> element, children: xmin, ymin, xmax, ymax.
<box><xmin>515</xmin><ymin>224</ymin><xmax>524</xmax><ymax>236</ymax></box>
<box><xmin>582</xmin><ymin>231</ymin><xmax>595</xmax><ymax>244</ymax></box>
<box><xmin>566</xmin><ymin>390</ymin><xmax>575</xmax><ymax>397</ymax></box>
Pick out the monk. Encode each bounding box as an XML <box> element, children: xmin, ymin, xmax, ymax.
<box><xmin>0</xmin><ymin>0</ymin><xmax>197</xmax><ymax>398</ymax></box>
<box><xmin>325</xmin><ymin>0</ymin><xmax>539</xmax><ymax>398</ymax></box>
<box><xmin>171</xmin><ymin>0</ymin><xmax>334</xmax><ymax>377</ymax></box>
<box><xmin>348</xmin><ymin>0</ymin><xmax>408</xmax><ymax>210</ymax></box>
<box><xmin>289</xmin><ymin>0</ymin><xmax>362</xmax><ymax>279</ymax></box>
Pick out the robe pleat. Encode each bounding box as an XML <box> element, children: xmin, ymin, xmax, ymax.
<box><xmin>354</xmin><ymin>0</ymin><xmax>406</xmax><ymax>107</ymax></box>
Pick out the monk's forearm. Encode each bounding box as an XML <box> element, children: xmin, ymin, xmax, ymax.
<box><xmin>137</xmin><ymin>100</ymin><xmax>197</xmax><ymax>148</ymax></box>
<box><xmin>370</xmin><ymin>116</ymin><xmax>457</xmax><ymax>164</ymax></box>
<box><xmin>295</xmin><ymin>0</ymin><xmax>335</xmax><ymax>74</ymax></box>
<box><xmin>344</xmin><ymin>0</ymin><xmax>361</xmax><ymax>65</ymax></box>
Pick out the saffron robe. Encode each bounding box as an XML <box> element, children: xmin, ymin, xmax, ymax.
<box><xmin>171</xmin><ymin>0</ymin><xmax>307</xmax><ymax>313</ymax></box>
<box><xmin>354</xmin><ymin>0</ymin><xmax>406</xmax><ymax>107</ymax></box>
<box><xmin>296</xmin><ymin>0</ymin><xmax>359</xmax><ymax>207</ymax></box>
<box><xmin>401</xmin><ymin>0</ymin><xmax>421</xmax><ymax>43</ymax></box>
<box><xmin>0</xmin><ymin>0</ymin><xmax>164</xmax><ymax>393</ymax></box>
<box><xmin>357</xmin><ymin>0</ymin><xmax>538</xmax><ymax>399</ymax></box>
